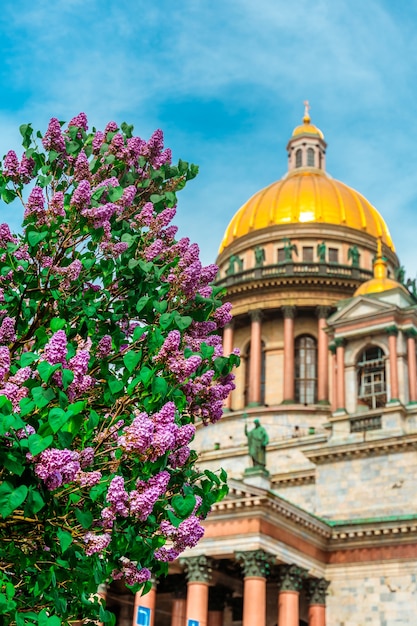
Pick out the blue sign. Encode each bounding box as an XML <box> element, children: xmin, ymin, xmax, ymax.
<box><xmin>137</xmin><ymin>606</ymin><xmax>151</xmax><ymax>626</ymax></box>
<box><xmin>187</xmin><ymin>621</ymin><xmax>199</xmax><ymax>626</ymax></box>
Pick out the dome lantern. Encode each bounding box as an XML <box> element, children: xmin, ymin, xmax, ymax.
<box><xmin>286</xmin><ymin>101</ymin><xmax>327</xmax><ymax>172</ymax></box>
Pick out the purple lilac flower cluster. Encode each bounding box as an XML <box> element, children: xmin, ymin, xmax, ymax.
<box><xmin>83</xmin><ymin>532</ymin><xmax>111</xmax><ymax>556</ymax></box>
<box><xmin>112</xmin><ymin>558</ymin><xmax>151</xmax><ymax>586</ymax></box>
<box><xmin>3</xmin><ymin>151</ymin><xmax>35</xmax><ymax>183</ymax></box>
<box><xmin>34</xmin><ymin>448</ymin><xmax>81</xmax><ymax>490</ymax></box>
<box><xmin>155</xmin><ymin>514</ymin><xmax>205</xmax><ymax>562</ymax></box>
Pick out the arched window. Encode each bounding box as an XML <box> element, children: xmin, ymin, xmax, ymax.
<box><xmin>244</xmin><ymin>340</ymin><xmax>266</xmax><ymax>406</ymax></box>
<box><xmin>295</xmin><ymin>335</ymin><xmax>317</xmax><ymax>404</ymax></box>
<box><xmin>295</xmin><ymin>149</ymin><xmax>302</xmax><ymax>168</ymax></box>
<box><xmin>357</xmin><ymin>346</ymin><xmax>386</xmax><ymax>409</ymax></box>
<box><xmin>307</xmin><ymin>147</ymin><xmax>315</xmax><ymax>166</ymax></box>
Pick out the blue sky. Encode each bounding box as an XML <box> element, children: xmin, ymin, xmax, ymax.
<box><xmin>1</xmin><ymin>1</ymin><xmax>417</xmax><ymax>275</ymax></box>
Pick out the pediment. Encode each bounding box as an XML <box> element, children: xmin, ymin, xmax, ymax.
<box><xmin>328</xmin><ymin>296</ymin><xmax>394</xmax><ymax>325</ymax></box>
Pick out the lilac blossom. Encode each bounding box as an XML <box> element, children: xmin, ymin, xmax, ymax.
<box><xmin>112</xmin><ymin>558</ymin><xmax>151</xmax><ymax>586</ymax></box>
<box><xmin>68</xmin><ymin>112</ymin><xmax>88</xmax><ymax>131</ymax></box>
<box><xmin>3</xmin><ymin>150</ymin><xmax>19</xmax><ymax>178</ymax></box>
<box><xmin>106</xmin><ymin>476</ymin><xmax>128</xmax><ymax>516</ymax></box>
<box><xmin>74</xmin><ymin>150</ymin><xmax>91</xmax><ymax>181</ymax></box>
<box><xmin>79</xmin><ymin>447</ymin><xmax>95</xmax><ymax>468</ymax></box>
<box><xmin>19</xmin><ymin>153</ymin><xmax>35</xmax><ymax>182</ymax></box>
<box><xmin>83</xmin><ymin>532</ymin><xmax>111</xmax><ymax>556</ymax></box>
<box><xmin>48</xmin><ymin>192</ymin><xmax>65</xmax><ymax>217</ymax></box>
<box><xmin>0</xmin><ymin>224</ymin><xmax>17</xmax><ymax>247</ymax></box>
<box><xmin>0</xmin><ymin>346</ymin><xmax>10</xmax><ymax>379</ymax></box>
<box><xmin>43</xmin><ymin>330</ymin><xmax>67</xmax><ymax>366</ymax></box>
<box><xmin>77</xmin><ymin>471</ymin><xmax>102</xmax><ymax>488</ymax></box>
<box><xmin>71</xmin><ymin>180</ymin><xmax>91</xmax><ymax>210</ymax></box>
<box><xmin>118</xmin><ymin>412</ymin><xmax>153</xmax><ymax>454</ymax></box>
<box><xmin>24</xmin><ymin>187</ymin><xmax>45</xmax><ymax>222</ymax></box>
<box><xmin>42</xmin><ymin>118</ymin><xmax>66</xmax><ymax>153</ymax></box>
<box><xmin>0</xmin><ymin>317</ymin><xmax>16</xmax><ymax>344</ymax></box>
<box><xmin>96</xmin><ymin>335</ymin><xmax>112</xmax><ymax>358</ymax></box>
<box><xmin>34</xmin><ymin>448</ymin><xmax>80</xmax><ymax>490</ymax></box>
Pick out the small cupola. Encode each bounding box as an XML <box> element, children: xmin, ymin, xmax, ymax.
<box><xmin>286</xmin><ymin>101</ymin><xmax>327</xmax><ymax>172</ymax></box>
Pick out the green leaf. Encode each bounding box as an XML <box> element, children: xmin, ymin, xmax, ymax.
<box><xmin>25</xmin><ymin>487</ymin><xmax>45</xmax><ymax>514</ymax></box>
<box><xmin>27</xmin><ymin>231</ymin><xmax>48</xmax><ymax>247</ymax></box>
<box><xmin>108</xmin><ymin>378</ymin><xmax>124</xmax><ymax>394</ymax></box>
<box><xmin>135</xmin><ymin>296</ymin><xmax>149</xmax><ymax>313</ymax></box>
<box><xmin>159</xmin><ymin>312</ymin><xmax>174</xmax><ymax>330</ymax></box>
<box><xmin>138</xmin><ymin>366</ymin><xmax>154</xmax><ymax>386</ymax></box>
<box><xmin>153</xmin><ymin>299</ymin><xmax>167</xmax><ymax>314</ymax></box>
<box><xmin>57</xmin><ymin>528</ymin><xmax>73</xmax><ymax>553</ymax></box>
<box><xmin>48</xmin><ymin>407</ymin><xmax>68</xmax><ymax>433</ymax></box>
<box><xmin>152</xmin><ymin>376</ymin><xmax>168</xmax><ymax>397</ymax></box>
<box><xmin>61</xmin><ymin>369</ymin><xmax>74</xmax><ymax>389</ymax></box>
<box><xmin>38</xmin><ymin>361</ymin><xmax>61</xmax><ymax>383</ymax></box>
<box><xmin>0</xmin><ymin>483</ymin><xmax>28</xmax><ymax>518</ymax></box>
<box><xmin>50</xmin><ymin>318</ymin><xmax>66</xmax><ymax>332</ymax></box>
<box><xmin>171</xmin><ymin>493</ymin><xmax>196</xmax><ymax>519</ymax></box>
<box><xmin>167</xmin><ymin>509</ymin><xmax>182</xmax><ymax>528</ymax></box>
<box><xmin>32</xmin><ymin>386</ymin><xmax>56</xmax><ymax>409</ymax></box>
<box><xmin>107</xmin><ymin>186</ymin><xmax>124</xmax><ymax>202</ymax></box>
<box><xmin>19</xmin><ymin>398</ymin><xmax>35</xmax><ymax>417</ymax></box>
<box><xmin>75</xmin><ymin>508</ymin><xmax>93</xmax><ymax>529</ymax></box>
<box><xmin>27</xmin><ymin>433</ymin><xmax>53</xmax><ymax>456</ymax></box>
<box><xmin>174</xmin><ymin>314</ymin><xmax>193</xmax><ymax>330</ymax></box>
<box><xmin>133</xmin><ymin>325</ymin><xmax>147</xmax><ymax>341</ymax></box>
<box><xmin>4</xmin><ymin>451</ymin><xmax>25</xmax><ymax>475</ymax></box>
<box><xmin>88</xmin><ymin>410</ymin><xmax>100</xmax><ymax>430</ymax></box>
<box><xmin>0</xmin><ymin>414</ymin><xmax>25</xmax><ymax>435</ymax></box>
<box><xmin>123</xmin><ymin>350</ymin><xmax>142</xmax><ymax>373</ymax></box>
<box><xmin>19</xmin><ymin>352</ymin><xmax>37</xmax><ymax>367</ymax></box>
<box><xmin>67</xmin><ymin>401</ymin><xmax>86</xmax><ymax>417</ymax></box>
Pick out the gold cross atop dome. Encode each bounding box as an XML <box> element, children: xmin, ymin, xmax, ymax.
<box><xmin>303</xmin><ymin>100</ymin><xmax>311</xmax><ymax>123</ymax></box>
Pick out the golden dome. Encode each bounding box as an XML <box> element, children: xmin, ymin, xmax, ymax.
<box><xmin>291</xmin><ymin>101</ymin><xmax>324</xmax><ymax>139</ymax></box>
<box><xmin>219</xmin><ymin>169</ymin><xmax>395</xmax><ymax>253</ymax></box>
<box><xmin>354</xmin><ymin>240</ymin><xmax>406</xmax><ymax>297</ymax></box>
<box><xmin>292</xmin><ymin>122</ymin><xmax>324</xmax><ymax>139</ymax></box>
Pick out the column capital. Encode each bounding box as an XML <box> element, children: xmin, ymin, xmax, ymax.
<box><xmin>404</xmin><ymin>327</ymin><xmax>417</xmax><ymax>339</ymax></box>
<box><xmin>316</xmin><ymin>305</ymin><xmax>331</xmax><ymax>319</ymax></box>
<box><xmin>282</xmin><ymin>305</ymin><xmax>296</xmax><ymax>319</ymax></box>
<box><xmin>277</xmin><ymin>564</ymin><xmax>308</xmax><ymax>592</ymax></box>
<box><xmin>236</xmin><ymin>549</ymin><xmax>275</xmax><ymax>578</ymax></box>
<box><xmin>250</xmin><ymin>309</ymin><xmax>263</xmax><ymax>323</ymax></box>
<box><xmin>305</xmin><ymin>577</ymin><xmax>330</xmax><ymax>605</ymax></box>
<box><xmin>385</xmin><ymin>325</ymin><xmax>398</xmax><ymax>336</ymax></box>
<box><xmin>224</xmin><ymin>320</ymin><xmax>235</xmax><ymax>331</ymax></box>
<box><xmin>334</xmin><ymin>337</ymin><xmax>346</xmax><ymax>348</ymax></box>
<box><xmin>328</xmin><ymin>342</ymin><xmax>336</xmax><ymax>354</ymax></box>
<box><xmin>180</xmin><ymin>555</ymin><xmax>213</xmax><ymax>583</ymax></box>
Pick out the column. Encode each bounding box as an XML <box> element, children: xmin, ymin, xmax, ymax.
<box><xmin>386</xmin><ymin>326</ymin><xmax>399</xmax><ymax>401</ymax></box>
<box><xmin>223</xmin><ymin>321</ymin><xmax>234</xmax><ymax>410</ymax></box>
<box><xmin>181</xmin><ymin>555</ymin><xmax>212</xmax><ymax>626</ymax></box>
<box><xmin>277</xmin><ymin>564</ymin><xmax>307</xmax><ymax>626</ymax></box>
<box><xmin>405</xmin><ymin>329</ymin><xmax>417</xmax><ymax>403</ymax></box>
<box><xmin>171</xmin><ymin>587</ymin><xmax>187</xmax><ymax>626</ymax></box>
<box><xmin>316</xmin><ymin>307</ymin><xmax>330</xmax><ymax>403</ymax></box>
<box><xmin>133</xmin><ymin>582</ymin><xmax>157</xmax><ymax>626</ymax></box>
<box><xmin>334</xmin><ymin>338</ymin><xmax>346</xmax><ymax>411</ymax></box>
<box><xmin>249</xmin><ymin>310</ymin><xmax>262</xmax><ymax>406</ymax></box>
<box><xmin>283</xmin><ymin>306</ymin><xmax>296</xmax><ymax>402</ymax></box>
<box><xmin>236</xmin><ymin>549</ymin><xmax>274</xmax><ymax>626</ymax></box>
<box><xmin>329</xmin><ymin>344</ymin><xmax>337</xmax><ymax>413</ymax></box>
<box><xmin>306</xmin><ymin>578</ymin><xmax>330</xmax><ymax>626</ymax></box>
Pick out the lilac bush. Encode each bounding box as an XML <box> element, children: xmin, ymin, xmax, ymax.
<box><xmin>0</xmin><ymin>115</ymin><xmax>238</xmax><ymax>625</ymax></box>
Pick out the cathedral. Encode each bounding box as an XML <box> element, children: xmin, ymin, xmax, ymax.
<box><xmin>110</xmin><ymin>108</ymin><xmax>417</xmax><ymax>625</ymax></box>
